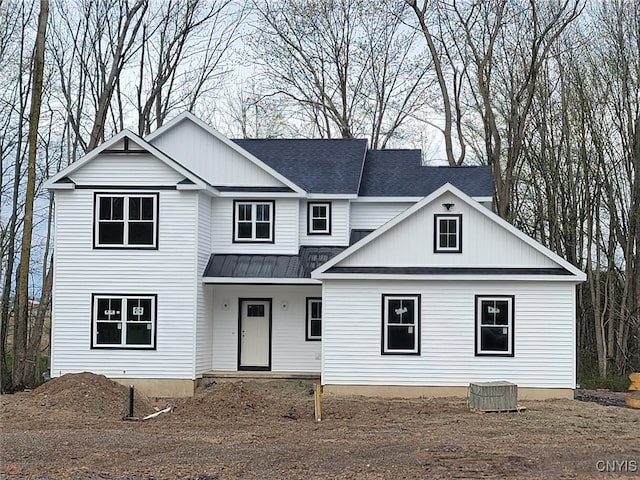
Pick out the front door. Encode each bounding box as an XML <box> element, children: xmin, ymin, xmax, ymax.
<box><xmin>239</xmin><ymin>299</ymin><xmax>271</xmax><ymax>370</ymax></box>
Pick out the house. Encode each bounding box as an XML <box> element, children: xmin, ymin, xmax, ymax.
<box><xmin>44</xmin><ymin>112</ymin><xmax>585</xmax><ymax>399</ymax></box>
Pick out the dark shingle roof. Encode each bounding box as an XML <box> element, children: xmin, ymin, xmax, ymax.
<box><xmin>203</xmin><ymin>246</ymin><xmax>345</xmax><ymax>279</ymax></box>
<box><xmin>349</xmin><ymin>229</ymin><xmax>373</xmax><ymax>245</ymax></box>
<box><xmin>232</xmin><ymin>139</ymin><xmax>367</xmax><ymax>194</ymax></box>
<box><xmin>359</xmin><ymin>150</ymin><xmax>494</xmax><ymax>197</ymax></box>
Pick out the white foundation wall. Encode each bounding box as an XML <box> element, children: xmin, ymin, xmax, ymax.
<box><xmin>50</xmin><ymin>189</ymin><xmax>198</xmax><ymax>380</ymax></box>
<box><xmin>321</xmin><ymin>280</ymin><xmax>576</xmax><ymax>389</ymax></box>
<box><xmin>210</xmin><ymin>285</ymin><xmax>322</xmax><ymax>372</ymax></box>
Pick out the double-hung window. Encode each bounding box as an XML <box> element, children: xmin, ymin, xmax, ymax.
<box><xmin>306</xmin><ymin>298</ymin><xmax>322</xmax><ymax>341</ymax></box>
<box><xmin>234</xmin><ymin>200</ymin><xmax>274</xmax><ymax>242</ymax></box>
<box><xmin>92</xmin><ymin>294</ymin><xmax>157</xmax><ymax>348</ymax></box>
<box><xmin>307</xmin><ymin>202</ymin><xmax>331</xmax><ymax>235</ymax></box>
<box><xmin>434</xmin><ymin>214</ymin><xmax>462</xmax><ymax>253</ymax></box>
<box><xmin>95</xmin><ymin>193</ymin><xmax>158</xmax><ymax>248</ymax></box>
<box><xmin>382</xmin><ymin>294</ymin><xmax>420</xmax><ymax>354</ymax></box>
<box><xmin>475</xmin><ymin>295</ymin><xmax>514</xmax><ymax>356</ymax></box>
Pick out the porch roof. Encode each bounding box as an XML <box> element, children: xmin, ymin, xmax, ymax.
<box><xmin>203</xmin><ymin>246</ymin><xmax>345</xmax><ymax>281</ymax></box>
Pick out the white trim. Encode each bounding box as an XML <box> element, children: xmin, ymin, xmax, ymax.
<box><xmin>312</xmin><ymin>183</ymin><xmax>586</xmax><ymax>281</ymax></box>
<box><xmin>383</xmin><ymin>294</ymin><xmax>420</xmax><ymax>354</ymax></box>
<box><xmin>352</xmin><ymin>195</ymin><xmax>491</xmax><ymax>203</ymax></box>
<box><xmin>434</xmin><ymin>214</ymin><xmax>461</xmax><ymax>252</ymax></box>
<box><xmin>314</xmin><ymin>273</ymin><xmax>583</xmax><ymax>282</ymax></box>
<box><xmin>145</xmin><ymin>112</ymin><xmax>306</xmax><ymax>194</ymax></box>
<box><xmin>94</xmin><ymin>193</ymin><xmax>158</xmax><ymax>248</ymax></box>
<box><xmin>217</xmin><ymin>191</ymin><xmax>304</xmax><ymax>198</ymax></box>
<box><xmin>202</xmin><ymin>277</ymin><xmax>321</xmax><ymax>284</ymax></box>
<box><xmin>234</xmin><ymin>201</ymin><xmax>274</xmax><ymax>242</ymax></box>
<box><xmin>306</xmin><ymin>298</ymin><xmax>322</xmax><ymax>341</ymax></box>
<box><xmin>307</xmin><ymin>193</ymin><xmax>358</xmax><ymax>200</ymax></box>
<box><xmin>92</xmin><ymin>294</ymin><xmax>156</xmax><ymax>348</ymax></box>
<box><xmin>44</xmin><ymin>130</ymin><xmax>209</xmax><ymax>190</ymax></box>
<box><xmin>308</xmin><ymin>202</ymin><xmax>331</xmax><ymax>234</ymax></box>
<box><xmin>475</xmin><ymin>296</ymin><xmax>513</xmax><ymax>355</ymax></box>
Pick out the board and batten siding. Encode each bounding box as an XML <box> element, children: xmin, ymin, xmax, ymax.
<box><xmin>211</xmin><ymin>198</ymin><xmax>299</xmax><ymax>254</ymax></box>
<box><xmin>299</xmin><ymin>200</ymin><xmax>350</xmax><ymax>246</ymax></box>
<box><xmin>50</xmin><ymin>189</ymin><xmax>199</xmax><ymax>380</ymax></box>
<box><xmin>341</xmin><ymin>192</ymin><xmax>557</xmax><ymax>268</ymax></box>
<box><xmin>69</xmin><ymin>153</ymin><xmax>184</xmax><ymax>186</ymax></box>
<box><xmin>149</xmin><ymin>120</ymin><xmax>286</xmax><ymax>187</ymax></box>
<box><xmin>210</xmin><ymin>285</ymin><xmax>322</xmax><ymax>372</ymax></box>
<box><xmin>321</xmin><ymin>280</ymin><xmax>576</xmax><ymax>388</ymax></box>
<box><xmin>195</xmin><ymin>193</ymin><xmax>214</xmax><ymax>376</ymax></box>
<box><xmin>349</xmin><ymin>202</ymin><xmax>413</xmax><ymax>230</ymax></box>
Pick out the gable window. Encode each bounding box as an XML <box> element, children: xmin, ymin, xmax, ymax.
<box><xmin>382</xmin><ymin>294</ymin><xmax>420</xmax><ymax>354</ymax></box>
<box><xmin>234</xmin><ymin>200</ymin><xmax>274</xmax><ymax>242</ymax></box>
<box><xmin>475</xmin><ymin>295</ymin><xmax>514</xmax><ymax>356</ymax></box>
<box><xmin>95</xmin><ymin>193</ymin><xmax>158</xmax><ymax>248</ymax></box>
<box><xmin>307</xmin><ymin>202</ymin><xmax>331</xmax><ymax>235</ymax></box>
<box><xmin>92</xmin><ymin>294</ymin><xmax>157</xmax><ymax>348</ymax></box>
<box><xmin>434</xmin><ymin>214</ymin><xmax>462</xmax><ymax>253</ymax></box>
<box><xmin>306</xmin><ymin>298</ymin><xmax>322</xmax><ymax>341</ymax></box>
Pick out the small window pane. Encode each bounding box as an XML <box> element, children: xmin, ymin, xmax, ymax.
<box><xmin>128</xmin><ymin>223</ymin><xmax>154</xmax><ymax>245</ymax></box>
<box><xmin>112</xmin><ymin>197</ymin><xmax>124</xmax><ymax>220</ymax></box>
<box><xmin>97</xmin><ymin>298</ymin><xmax>122</xmax><ymax>321</ymax></box>
<box><xmin>256</xmin><ymin>204</ymin><xmax>270</xmax><ymax>222</ymax></box>
<box><xmin>481</xmin><ymin>326</ymin><xmax>509</xmax><ymax>351</ymax></box>
<box><xmin>237</xmin><ymin>222</ymin><xmax>252</xmax><ymax>238</ymax></box>
<box><xmin>310</xmin><ymin>319</ymin><xmax>321</xmax><ymax>338</ymax></box>
<box><xmin>481</xmin><ymin>300</ymin><xmax>509</xmax><ymax>326</ymax></box>
<box><xmin>247</xmin><ymin>304</ymin><xmax>265</xmax><ymax>317</ymax></box>
<box><xmin>99</xmin><ymin>197</ymin><xmax>112</xmax><ymax>220</ymax></box>
<box><xmin>312</xmin><ymin>205</ymin><xmax>326</xmax><ymax>218</ymax></box>
<box><xmin>255</xmin><ymin>223</ymin><xmax>270</xmax><ymax>239</ymax></box>
<box><xmin>388</xmin><ymin>299</ymin><xmax>414</xmax><ymax>324</ymax></box>
<box><xmin>312</xmin><ymin>219</ymin><xmax>327</xmax><ymax>231</ymax></box>
<box><xmin>141</xmin><ymin>197</ymin><xmax>154</xmax><ymax>220</ymax></box>
<box><xmin>127</xmin><ymin>298</ymin><xmax>151</xmax><ymax>322</ymax></box>
<box><xmin>388</xmin><ymin>325</ymin><xmax>415</xmax><ymax>350</ymax></box>
<box><xmin>129</xmin><ymin>197</ymin><xmax>141</xmax><ymax>220</ymax></box>
<box><xmin>126</xmin><ymin>323</ymin><xmax>152</xmax><ymax>345</ymax></box>
<box><xmin>96</xmin><ymin>322</ymin><xmax>122</xmax><ymax>344</ymax></box>
<box><xmin>311</xmin><ymin>301</ymin><xmax>322</xmax><ymax>319</ymax></box>
<box><xmin>238</xmin><ymin>204</ymin><xmax>251</xmax><ymax>221</ymax></box>
<box><xmin>98</xmin><ymin>223</ymin><xmax>124</xmax><ymax>244</ymax></box>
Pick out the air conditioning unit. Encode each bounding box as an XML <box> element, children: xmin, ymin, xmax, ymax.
<box><xmin>468</xmin><ymin>381</ymin><xmax>517</xmax><ymax>412</ymax></box>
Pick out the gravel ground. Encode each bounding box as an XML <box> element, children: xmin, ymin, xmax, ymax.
<box><xmin>1</xmin><ymin>373</ymin><xmax>639</xmax><ymax>479</ymax></box>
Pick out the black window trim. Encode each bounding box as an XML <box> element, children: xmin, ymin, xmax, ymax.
<box><xmin>381</xmin><ymin>293</ymin><xmax>421</xmax><ymax>355</ymax></box>
<box><xmin>305</xmin><ymin>297</ymin><xmax>322</xmax><ymax>341</ymax></box>
<box><xmin>232</xmin><ymin>200</ymin><xmax>276</xmax><ymax>243</ymax></box>
<box><xmin>434</xmin><ymin>213</ymin><xmax>462</xmax><ymax>253</ymax></box>
<box><xmin>91</xmin><ymin>293</ymin><xmax>158</xmax><ymax>350</ymax></box>
<box><xmin>307</xmin><ymin>201</ymin><xmax>332</xmax><ymax>235</ymax></box>
<box><xmin>93</xmin><ymin>192</ymin><xmax>159</xmax><ymax>250</ymax></box>
<box><xmin>474</xmin><ymin>294</ymin><xmax>515</xmax><ymax>357</ymax></box>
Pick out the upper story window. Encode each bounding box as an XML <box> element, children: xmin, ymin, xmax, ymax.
<box><xmin>233</xmin><ymin>200</ymin><xmax>274</xmax><ymax>243</ymax></box>
<box><xmin>307</xmin><ymin>202</ymin><xmax>331</xmax><ymax>235</ymax></box>
<box><xmin>434</xmin><ymin>214</ymin><xmax>462</xmax><ymax>253</ymax></box>
<box><xmin>306</xmin><ymin>298</ymin><xmax>322</xmax><ymax>341</ymax></box>
<box><xmin>382</xmin><ymin>294</ymin><xmax>420</xmax><ymax>355</ymax></box>
<box><xmin>475</xmin><ymin>295</ymin><xmax>514</xmax><ymax>356</ymax></box>
<box><xmin>94</xmin><ymin>193</ymin><xmax>158</xmax><ymax>249</ymax></box>
<box><xmin>92</xmin><ymin>294</ymin><xmax>157</xmax><ymax>349</ymax></box>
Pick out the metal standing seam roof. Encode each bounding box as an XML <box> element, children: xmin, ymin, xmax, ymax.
<box><xmin>203</xmin><ymin>246</ymin><xmax>346</xmax><ymax>279</ymax></box>
<box><xmin>359</xmin><ymin>150</ymin><xmax>494</xmax><ymax>197</ymax></box>
<box><xmin>231</xmin><ymin>139</ymin><xmax>368</xmax><ymax>195</ymax></box>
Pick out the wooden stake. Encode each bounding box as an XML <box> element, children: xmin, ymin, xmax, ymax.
<box><xmin>314</xmin><ymin>383</ymin><xmax>322</xmax><ymax>422</ymax></box>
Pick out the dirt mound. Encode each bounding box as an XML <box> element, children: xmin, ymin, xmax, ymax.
<box><xmin>174</xmin><ymin>380</ymin><xmax>315</xmax><ymax>421</ymax></box>
<box><xmin>33</xmin><ymin>372</ymin><xmax>155</xmax><ymax>419</ymax></box>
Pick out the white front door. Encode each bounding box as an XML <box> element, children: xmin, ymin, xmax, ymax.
<box><xmin>239</xmin><ymin>299</ymin><xmax>271</xmax><ymax>370</ymax></box>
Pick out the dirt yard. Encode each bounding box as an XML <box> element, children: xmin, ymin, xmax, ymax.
<box><xmin>1</xmin><ymin>373</ymin><xmax>639</xmax><ymax>479</ymax></box>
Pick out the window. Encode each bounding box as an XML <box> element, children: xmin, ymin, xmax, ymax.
<box><xmin>382</xmin><ymin>294</ymin><xmax>420</xmax><ymax>354</ymax></box>
<box><xmin>94</xmin><ymin>193</ymin><xmax>158</xmax><ymax>248</ymax></box>
<box><xmin>475</xmin><ymin>295</ymin><xmax>514</xmax><ymax>356</ymax></box>
<box><xmin>434</xmin><ymin>214</ymin><xmax>462</xmax><ymax>253</ymax></box>
<box><xmin>233</xmin><ymin>201</ymin><xmax>274</xmax><ymax>242</ymax></box>
<box><xmin>307</xmin><ymin>202</ymin><xmax>331</xmax><ymax>235</ymax></box>
<box><xmin>306</xmin><ymin>298</ymin><xmax>322</xmax><ymax>341</ymax></box>
<box><xmin>92</xmin><ymin>294</ymin><xmax>157</xmax><ymax>348</ymax></box>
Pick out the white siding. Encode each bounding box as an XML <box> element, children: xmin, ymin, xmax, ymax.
<box><xmin>50</xmin><ymin>189</ymin><xmax>198</xmax><ymax>380</ymax></box>
<box><xmin>70</xmin><ymin>153</ymin><xmax>183</xmax><ymax>185</ymax></box>
<box><xmin>211</xmin><ymin>285</ymin><xmax>322</xmax><ymax>372</ymax></box>
<box><xmin>350</xmin><ymin>202</ymin><xmax>413</xmax><ymax>230</ymax></box>
<box><xmin>322</xmin><ymin>280</ymin><xmax>576</xmax><ymax>388</ymax></box>
<box><xmin>149</xmin><ymin>120</ymin><xmax>286</xmax><ymax>187</ymax></box>
<box><xmin>211</xmin><ymin>198</ymin><xmax>299</xmax><ymax>254</ymax></box>
<box><xmin>299</xmin><ymin>200</ymin><xmax>350</xmax><ymax>246</ymax></box>
<box><xmin>341</xmin><ymin>192</ymin><xmax>558</xmax><ymax>268</ymax></box>
<box><xmin>195</xmin><ymin>194</ymin><xmax>214</xmax><ymax>375</ymax></box>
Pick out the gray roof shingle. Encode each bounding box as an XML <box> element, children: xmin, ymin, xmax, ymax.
<box><xmin>232</xmin><ymin>139</ymin><xmax>367</xmax><ymax>194</ymax></box>
<box><xmin>359</xmin><ymin>150</ymin><xmax>494</xmax><ymax>197</ymax></box>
